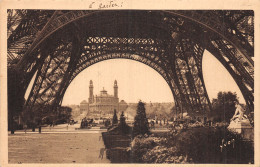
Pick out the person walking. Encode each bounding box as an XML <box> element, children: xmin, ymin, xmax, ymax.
<box><xmin>99</xmin><ymin>134</ymin><xmax>103</xmax><ymax>141</ymax></box>
<box><xmin>39</xmin><ymin>126</ymin><xmax>41</xmax><ymax>133</ymax></box>
<box><xmin>99</xmin><ymin>148</ymin><xmax>106</xmax><ymax>160</ymax></box>
<box><xmin>24</xmin><ymin>124</ymin><xmax>27</xmax><ymax>134</ymax></box>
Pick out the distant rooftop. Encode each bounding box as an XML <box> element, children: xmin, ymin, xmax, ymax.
<box><xmin>80</xmin><ymin>100</ymin><xmax>88</xmax><ymax>104</ymax></box>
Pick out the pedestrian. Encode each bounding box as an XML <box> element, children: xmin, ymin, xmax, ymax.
<box><xmin>24</xmin><ymin>124</ymin><xmax>27</xmax><ymax>134</ymax></box>
<box><xmin>39</xmin><ymin>126</ymin><xmax>41</xmax><ymax>133</ymax></box>
<box><xmin>99</xmin><ymin>148</ymin><xmax>106</xmax><ymax>160</ymax></box>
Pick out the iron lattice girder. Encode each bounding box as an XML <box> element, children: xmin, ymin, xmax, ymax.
<box><xmin>72</xmin><ymin>37</ymin><xmax>184</xmax><ymax>111</ymax></box>
<box><xmin>7</xmin><ymin>10</ymin><xmax>254</xmax><ymax>117</ymax></box>
<box><xmin>26</xmin><ymin>36</ymin><xmax>177</xmax><ymax>110</ymax></box>
<box><xmin>71</xmin><ymin>36</ymin><xmax>211</xmax><ymax>113</ymax></box>
<box><xmin>164</xmin><ymin>11</ymin><xmax>254</xmax><ymax>91</ymax></box>
<box><xmin>167</xmin><ymin>11</ymin><xmax>254</xmax><ymax>61</ymax></box>
<box><xmin>176</xmin><ymin>42</ymin><xmax>211</xmax><ymax>112</ymax></box>
<box><xmin>206</xmin><ymin>41</ymin><xmax>254</xmax><ymax>112</ymax></box>
<box><xmin>9</xmin><ymin>10</ymin><xmax>254</xmax><ymax>91</ymax></box>
<box><xmin>25</xmin><ymin>35</ymin><xmax>212</xmax><ymax>116</ymax></box>
<box><xmin>9</xmin><ymin>10</ymin><xmax>253</xmax><ymax>67</ymax></box>
<box><xmin>10</xmin><ymin>10</ymin><xmax>254</xmax><ymax>96</ymax></box>
<box><xmin>212</xmin><ymin>39</ymin><xmax>253</xmax><ymax>89</ymax></box>
<box><xmin>166</xmin><ymin>12</ymin><xmax>254</xmax><ymax>112</ymax></box>
<box><xmin>26</xmin><ymin>41</ymin><xmax>73</xmax><ymax>108</ymax></box>
<box><xmin>7</xmin><ymin>10</ymin><xmax>54</xmax><ymax>63</ymax></box>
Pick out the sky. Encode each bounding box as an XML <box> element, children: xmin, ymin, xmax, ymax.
<box><xmin>62</xmin><ymin>58</ymin><xmax>174</xmax><ymax>105</ymax></box>
<box><xmin>59</xmin><ymin>50</ymin><xmax>245</xmax><ymax>105</ymax></box>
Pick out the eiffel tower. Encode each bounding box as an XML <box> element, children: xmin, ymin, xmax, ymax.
<box><xmin>7</xmin><ymin>10</ymin><xmax>254</xmax><ymax>125</ymax></box>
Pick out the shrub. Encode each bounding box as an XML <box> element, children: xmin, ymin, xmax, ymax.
<box><xmin>133</xmin><ymin>101</ymin><xmax>150</xmax><ymax>137</ymax></box>
<box><xmin>173</xmin><ymin>127</ymin><xmax>254</xmax><ymax>163</ymax></box>
<box><xmin>130</xmin><ymin>136</ymin><xmax>165</xmax><ymax>163</ymax></box>
<box><xmin>142</xmin><ymin>146</ymin><xmax>191</xmax><ymax>163</ymax></box>
<box><xmin>130</xmin><ymin>127</ymin><xmax>254</xmax><ymax>164</ymax></box>
<box><xmin>108</xmin><ymin>111</ymin><xmax>131</xmax><ymax>135</ymax></box>
<box><xmin>130</xmin><ymin>135</ymin><xmax>191</xmax><ymax>163</ymax></box>
<box><xmin>118</xmin><ymin>111</ymin><xmax>131</xmax><ymax>134</ymax></box>
<box><xmin>210</xmin><ymin>91</ymin><xmax>238</xmax><ymax>123</ymax></box>
<box><xmin>112</xmin><ymin>109</ymin><xmax>118</xmax><ymax>125</ymax></box>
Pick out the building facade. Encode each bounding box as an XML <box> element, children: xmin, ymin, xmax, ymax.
<box><xmin>80</xmin><ymin>80</ymin><xmax>128</xmax><ymax>117</ymax></box>
<box><xmin>80</xmin><ymin>100</ymin><xmax>88</xmax><ymax>112</ymax></box>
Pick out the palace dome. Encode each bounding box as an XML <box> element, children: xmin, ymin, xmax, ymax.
<box><xmin>80</xmin><ymin>100</ymin><xmax>88</xmax><ymax>104</ymax></box>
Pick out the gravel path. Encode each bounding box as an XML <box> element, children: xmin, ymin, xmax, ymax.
<box><xmin>8</xmin><ymin>132</ymin><xmax>110</xmax><ymax>163</ymax></box>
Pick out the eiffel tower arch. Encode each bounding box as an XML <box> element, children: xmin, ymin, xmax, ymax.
<box><xmin>7</xmin><ymin>10</ymin><xmax>254</xmax><ymax>123</ymax></box>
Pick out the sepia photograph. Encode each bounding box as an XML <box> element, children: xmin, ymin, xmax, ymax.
<box><xmin>0</xmin><ymin>0</ymin><xmax>259</xmax><ymax>166</ymax></box>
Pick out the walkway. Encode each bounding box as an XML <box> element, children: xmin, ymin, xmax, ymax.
<box><xmin>8</xmin><ymin>124</ymin><xmax>110</xmax><ymax>163</ymax></box>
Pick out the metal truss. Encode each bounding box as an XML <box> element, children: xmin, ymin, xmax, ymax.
<box><xmin>7</xmin><ymin>10</ymin><xmax>254</xmax><ymax>122</ymax></box>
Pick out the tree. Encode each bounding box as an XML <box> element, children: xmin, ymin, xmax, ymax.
<box><xmin>112</xmin><ymin>109</ymin><xmax>118</xmax><ymax>125</ymax></box>
<box><xmin>118</xmin><ymin>111</ymin><xmax>129</xmax><ymax>133</ymax></box>
<box><xmin>8</xmin><ymin>66</ymin><xmax>25</xmax><ymax>134</ymax></box>
<box><xmin>57</xmin><ymin>106</ymin><xmax>72</xmax><ymax>124</ymax></box>
<box><xmin>210</xmin><ymin>91</ymin><xmax>239</xmax><ymax>123</ymax></box>
<box><xmin>119</xmin><ymin>111</ymin><xmax>126</xmax><ymax>124</ymax></box>
<box><xmin>104</xmin><ymin>119</ymin><xmax>111</xmax><ymax>127</ymax></box>
<box><xmin>107</xmin><ymin>111</ymin><xmax>131</xmax><ymax>135</ymax></box>
<box><xmin>133</xmin><ymin>101</ymin><xmax>150</xmax><ymax>137</ymax></box>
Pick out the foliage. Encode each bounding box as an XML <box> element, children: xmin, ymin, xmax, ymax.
<box><xmin>118</xmin><ymin>111</ymin><xmax>131</xmax><ymax>134</ymax></box>
<box><xmin>112</xmin><ymin>109</ymin><xmax>118</xmax><ymax>125</ymax></box>
<box><xmin>130</xmin><ymin>127</ymin><xmax>254</xmax><ymax>163</ymax></box>
<box><xmin>104</xmin><ymin>119</ymin><xmax>111</xmax><ymax>127</ymax></box>
<box><xmin>126</xmin><ymin>102</ymin><xmax>175</xmax><ymax>120</ymax></box>
<box><xmin>130</xmin><ymin>135</ymin><xmax>190</xmax><ymax>163</ymax></box>
<box><xmin>130</xmin><ymin>135</ymin><xmax>166</xmax><ymax>163</ymax></box>
<box><xmin>108</xmin><ymin>111</ymin><xmax>131</xmax><ymax>135</ymax></box>
<box><xmin>187</xmin><ymin>121</ymin><xmax>204</xmax><ymax>128</ymax></box>
<box><xmin>80</xmin><ymin>117</ymin><xmax>89</xmax><ymax>128</ymax></box>
<box><xmin>142</xmin><ymin>146</ymin><xmax>190</xmax><ymax>163</ymax></box>
<box><xmin>171</xmin><ymin>127</ymin><xmax>254</xmax><ymax>163</ymax></box>
<box><xmin>8</xmin><ymin>66</ymin><xmax>25</xmax><ymax>131</ymax></box>
<box><xmin>22</xmin><ymin>105</ymin><xmax>72</xmax><ymax>126</ymax></box>
<box><xmin>119</xmin><ymin>111</ymin><xmax>126</xmax><ymax>124</ymax></box>
<box><xmin>57</xmin><ymin>106</ymin><xmax>72</xmax><ymax>123</ymax></box>
<box><xmin>133</xmin><ymin>101</ymin><xmax>150</xmax><ymax>137</ymax></box>
<box><xmin>8</xmin><ymin>65</ymin><xmax>72</xmax><ymax>131</ymax></box>
<box><xmin>210</xmin><ymin>91</ymin><xmax>239</xmax><ymax>123</ymax></box>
